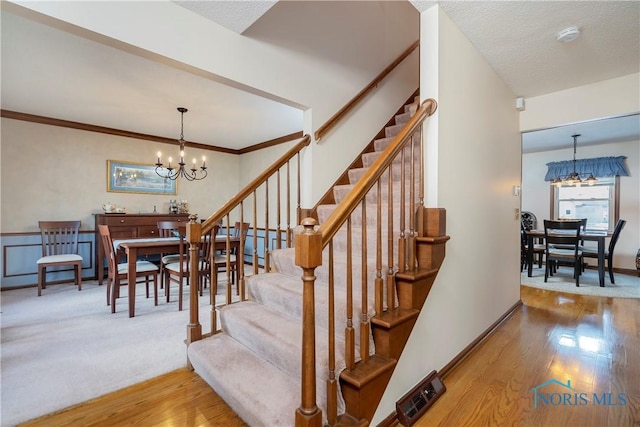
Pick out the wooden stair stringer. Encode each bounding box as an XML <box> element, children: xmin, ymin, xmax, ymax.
<box><xmin>338</xmin><ymin>207</ymin><xmax>448</xmax><ymax>422</ymax></box>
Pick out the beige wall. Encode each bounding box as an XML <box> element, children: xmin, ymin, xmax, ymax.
<box><xmin>0</xmin><ymin>118</ymin><xmax>240</xmax><ymax>233</ymax></box>
<box><xmin>11</xmin><ymin>0</ymin><xmax>420</xmax><ymax>211</ymax></box>
<box><xmin>522</xmin><ymin>139</ymin><xmax>639</xmax><ymax>270</ymax></box>
<box><xmin>520</xmin><ymin>73</ymin><xmax>640</xmax><ymax>132</ymax></box>
<box><xmin>375</xmin><ymin>5</ymin><xmax>522</xmax><ymax>423</ymax></box>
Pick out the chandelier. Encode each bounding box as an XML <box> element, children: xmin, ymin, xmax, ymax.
<box><xmin>551</xmin><ymin>134</ymin><xmax>597</xmax><ymax>188</ymax></box>
<box><xmin>155</xmin><ymin>107</ymin><xmax>207</xmax><ymax>181</ymax></box>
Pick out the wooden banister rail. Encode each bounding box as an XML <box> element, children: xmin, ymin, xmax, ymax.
<box><xmin>318</xmin><ymin>99</ymin><xmax>436</xmax><ymax>244</ymax></box>
<box><xmin>296</xmin><ymin>98</ymin><xmax>437</xmax><ymax>425</ymax></box>
<box><xmin>201</xmin><ymin>134</ymin><xmax>311</xmax><ymax>235</ymax></box>
<box><xmin>314</xmin><ymin>40</ymin><xmax>419</xmax><ymax>142</ymax></box>
<box><xmin>187</xmin><ymin>134</ymin><xmax>311</xmax><ymax>344</ymax></box>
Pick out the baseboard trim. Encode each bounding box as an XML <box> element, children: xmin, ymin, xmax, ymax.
<box><xmin>377</xmin><ymin>299</ymin><xmax>523</xmax><ymax>427</ymax></box>
<box><xmin>439</xmin><ymin>300</ymin><xmax>522</xmax><ymax>378</ymax></box>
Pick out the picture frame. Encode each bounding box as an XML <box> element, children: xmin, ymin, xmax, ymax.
<box><xmin>107</xmin><ymin>160</ymin><xmax>177</xmax><ymax>195</ymax></box>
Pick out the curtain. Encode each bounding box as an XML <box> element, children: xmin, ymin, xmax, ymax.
<box><xmin>545</xmin><ymin>156</ymin><xmax>629</xmax><ymax>181</ymax></box>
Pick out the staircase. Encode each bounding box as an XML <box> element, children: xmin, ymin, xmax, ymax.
<box><xmin>187</xmin><ymin>96</ymin><xmax>447</xmax><ymax>426</ymax></box>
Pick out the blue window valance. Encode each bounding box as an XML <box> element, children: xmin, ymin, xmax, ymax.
<box><xmin>545</xmin><ymin>156</ymin><xmax>629</xmax><ymax>181</ymax></box>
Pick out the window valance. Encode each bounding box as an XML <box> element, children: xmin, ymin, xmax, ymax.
<box><xmin>544</xmin><ymin>156</ymin><xmax>629</xmax><ymax>181</ymax></box>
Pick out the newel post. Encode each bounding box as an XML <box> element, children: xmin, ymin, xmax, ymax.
<box><xmin>186</xmin><ymin>214</ymin><xmax>202</xmax><ymax>346</ymax></box>
<box><xmin>294</xmin><ymin>218</ymin><xmax>323</xmax><ymax>427</ymax></box>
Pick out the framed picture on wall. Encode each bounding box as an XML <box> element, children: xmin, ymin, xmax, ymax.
<box><xmin>107</xmin><ymin>160</ymin><xmax>177</xmax><ymax>195</ymax></box>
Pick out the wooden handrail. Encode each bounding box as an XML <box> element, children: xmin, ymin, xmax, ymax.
<box><xmin>187</xmin><ymin>133</ymin><xmax>311</xmax><ymax>344</ymax></box>
<box><xmin>317</xmin><ymin>99</ymin><xmax>437</xmax><ymax>246</ymax></box>
<box><xmin>314</xmin><ymin>40</ymin><xmax>419</xmax><ymax>142</ymax></box>
<box><xmin>200</xmin><ymin>134</ymin><xmax>311</xmax><ymax>235</ymax></box>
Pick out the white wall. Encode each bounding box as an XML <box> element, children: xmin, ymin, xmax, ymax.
<box><xmin>523</xmin><ymin>139</ymin><xmax>639</xmax><ymax>270</ymax></box>
<box><xmin>375</xmin><ymin>5</ymin><xmax>522</xmax><ymax>423</ymax></box>
<box><xmin>0</xmin><ymin>118</ymin><xmax>240</xmax><ymax>232</ymax></box>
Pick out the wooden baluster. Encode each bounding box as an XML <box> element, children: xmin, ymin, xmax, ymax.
<box><xmin>294</xmin><ymin>218</ymin><xmax>323</xmax><ymax>426</ymax></box>
<box><xmin>419</xmin><ymin>127</ymin><xmax>425</xmax><ymax>210</ymax></box>
<box><xmin>296</xmin><ymin>152</ymin><xmax>302</xmax><ymax>226</ymax></box>
<box><xmin>408</xmin><ymin>130</ymin><xmax>416</xmax><ymax>271</ymax></box>
<box><xmin>239</xmin><ymin>202</ymin><xmax>245</xmax><ymax>301</ymax></box>
<box><xmin>225</xmin><ymin>215</ymin><xmax>232</xmax><ymax>306</ymax></box>
<box><xmin>375</xmin><ymin>179</ymin><xmax>383</xmax><ymax>315</ymax></box>
<box><xmin>264</xmin><ymin>178</ymin><xmax>270</xmax><ymax>272</ymax></box>
<box><xmin>287</xmin><ymin>161</ymin><xmax>292</xmax><ymax>248</ymax></box>
<box><xmin>186</xmin><ymin>215</ymin><xmax>202</xmax><ymax>346</ymax></box>
<box><xmin>387</xmin><ymin>166</ymin><xmax>396</xmax><ymax>311</ymax></box>
<box><xmin>360</xmin><ymin>200</ymin><xmax>370</xmax><ymax>362</ymax></box>
<box><xmin>398</xmin><ymin>144</ymin><xmax>407</xmax><ymax>272</ymax></box>
<box><xmin>253</xmin><ymin>191</ymin><xmax>259</xmax><ymax>275</ymax></box>
<box><xmin>277</xmin><ymin>168</ymin><xmax>282</xmax><ymax>250</ymax></box>
<box><xmin>327</xmin><ymin>241</ymin><xmax>337</xmax><ymax>426</ymax></box>
<box><xmin>345</xmin><ymin>218</ymin><xmax>355</xmax><ymax>370</ymax></box>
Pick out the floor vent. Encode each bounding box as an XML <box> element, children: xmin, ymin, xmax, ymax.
<box><xmin>396</xmin><ymin>370</ymin><xmax>446</xmax><ymax>426</ymax></box>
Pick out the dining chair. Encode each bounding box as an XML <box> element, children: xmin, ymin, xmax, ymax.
<box><xmin>543</xmin><ymin>220</ymin><xmax>583</xmax><ymax>287</ymax></box>
<box><xmin>582</xmin><ymin>219</ymin><xmax>626</xmax><ymax>284</ymax></box>
<box><xmin>164</xmin><ymin>225</ymin><xmax>217</xmax><ymax>310</ymax></box>
<box><xmin>37</xmin><ymin>220</ymin><xmax>83</xmax><ymax>296</ymax></box>
<box><xmin>98</xmin><ymin>225</ymin><xmax>159</xmax><ymax>314</ymax></box>
<box><xmin>521</xmin><ymin>221</ymin><xmax>544</xmax><ymax>272</ymax></box>
<box><xmin>157</xmin><ymin>221</ymin><xmax>187</xmax><ymax>291</ymax></box>
<box><xmin>213</xmin><ymin>222</ymin><xmax>249</xmax><ymax>295</ymax></box>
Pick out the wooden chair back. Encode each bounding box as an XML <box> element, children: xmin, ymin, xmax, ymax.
<box><xmin>544</xmin><ymin>220</ymin><xmax>582</xmax><ymax>251</ymax></box>
<box><xmin>608</xmin><ymin>219</ymin><xmax>626</xmax><ymax>255</ymax></box>
<box><xmin>39</xmin><ymin>220</ymin><xmax>81</xmax><ymax>257</ymax></box>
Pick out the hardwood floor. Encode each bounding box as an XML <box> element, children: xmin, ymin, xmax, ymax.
<box><xmin>18</xmin><ymin>370</ymin><xmax>247</xmax><ymax>427</ymax></box>
<box><xmin>417</xmin><ymin>284</ymin><xmax>639</xmax><ymax>427</ymax></box>
<box><xmin>19</xmin><ymin>284</ymin><xmax>639</xmax><ymax>426</ymax></box>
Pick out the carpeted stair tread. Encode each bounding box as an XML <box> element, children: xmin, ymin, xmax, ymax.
<box><xmin>188</xmin><ymin>333</ymin><xmax>301</xmax><ymax>427</ymax></box>
<box><xmin>218</xmin><ymin>301</ymin><xmax>346</xmax><ymax>416</ymax></box>
<box><xmin>269</xmin><ymin>247</ymin><xmax>401</xmax><ymax>309</ymax></box>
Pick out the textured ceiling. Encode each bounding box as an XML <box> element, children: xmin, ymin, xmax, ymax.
<box><xmin>411</xmin><ymin>1</ymin><xmax>640</xmax><ymax>97</ymax></box>
<box><xmin>173</xmin><ymin>1</ymin><xmax>277</xmax><ymax>34</ymax></box>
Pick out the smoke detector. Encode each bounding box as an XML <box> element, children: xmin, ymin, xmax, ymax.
<box><xmin>557</xmin><ymin>27</ymin><xmax>581</xmax><ymax>43</ymax></box>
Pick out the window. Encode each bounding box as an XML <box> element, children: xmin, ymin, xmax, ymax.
<box><xmin>552</xmin><ymin>177</ymin><xmax>618</xmax><ymax>232</ymax></box>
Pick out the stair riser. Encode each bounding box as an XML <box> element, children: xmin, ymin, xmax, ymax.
<box><xmin>317</xmin><ymin>202</ymin><xmax>419</xmax><ymax>228</ymax></box>
<box><xmin>333</xmin><ymin>181</ymin><xmax>419</xmax><ymax>205</ymax></box>
<box><xmin>347</xmin><ymin>162</ymin><xmax>421</xmax><ymax>184</ymax></box>
<box><xmin>361</xmin><ymin>145</ymin><xmax>421</xmax><ymax>168</ymax></box>
<box><xmin>374</xmin><ymin>131</ymin><xmax>421</xmax><ymax>152</ymax></box>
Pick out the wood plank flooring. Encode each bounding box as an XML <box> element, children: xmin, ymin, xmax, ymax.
<box><xmin>18</xmin><ymin>369</ymin><xmax>247</xmax><ymax>427</ymax></box>
<box><xmin>19</xmin><ymin>283</ymin><xmax>639</xmax><ymax>426</ymax></box>
<box><xmin>416</xmin><ymin>284</ymin><xmax>639</xmax><ymax>427</ymax></box>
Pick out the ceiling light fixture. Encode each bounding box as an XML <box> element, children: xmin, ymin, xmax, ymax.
<box><xmin>155</xmin><ymin>107</ymin><xmax>207</xmax><ymax>181</ymax></box>
<box><xmin>551</xmin><ymin>134</ymin><xmax>597</xmax><ymax>188</ymax></box>
<box><xmin>557</xmin><ymin>26</ymin><xmax>581</xmax><ymax>43</ymax></box>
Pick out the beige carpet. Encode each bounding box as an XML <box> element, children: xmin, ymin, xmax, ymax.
<box><xmin>0</xmin><ymin>275</ymin><xmax>242</xmax><ymax>427</ymax></box>
<box><xmin>521</xmin><ymin>268</ymin><xmax>639</xmax><ymax>298</ymax></box>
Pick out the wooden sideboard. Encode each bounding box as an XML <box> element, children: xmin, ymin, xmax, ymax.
<box><xmin>94</xmin><ymin>213</ymin><xmax>190</xmax><ymax>284</ymax></box>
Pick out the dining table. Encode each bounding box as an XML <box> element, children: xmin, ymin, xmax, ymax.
<box><xmin>525</xmin><ymin>228</ymin><xmax>608</xmax><ymax>287</ymax></box>
<box><xmin>115</xmin><ymin>235</ymin><xmax>241</xmax><ymax>317</ymax></box>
